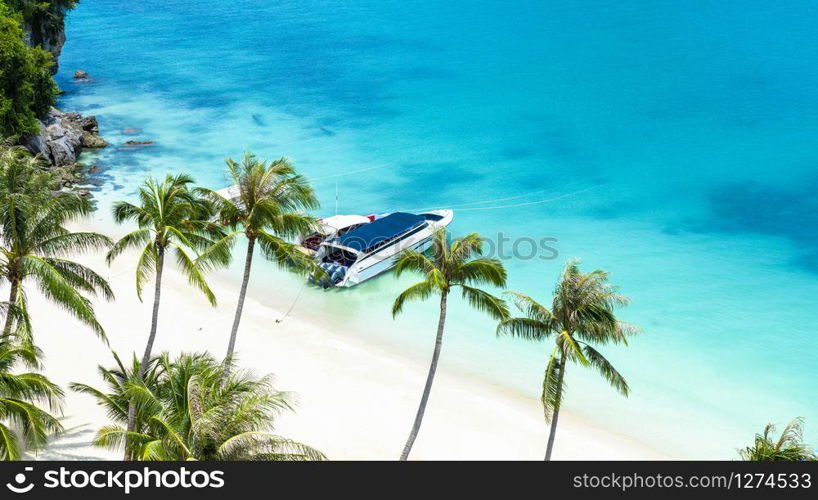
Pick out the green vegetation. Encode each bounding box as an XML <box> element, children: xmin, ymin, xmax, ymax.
<box><xmin>70</xmin><ymin>352</ymin><xmax>162</xmax><ymax>459</ymax></box>
<box><xmin>196</xmin><ymin>153</ymin><xmax>319</xmax><ymax>371</ymax></box>
<box><xmin>0</xmin><ymin>141</ymin><xmax>103</xmax><ymax>460</ymax></box>
<box><xmin>106</xmin><ymin>174</ymin><xmax>224</xmax><ymax>457</ymax></box>
<box><xmin>73</xmin><ymin>352</ymin><xmax>325</xmax><ymax>461</ymax></box>
<box><xmin>0</xmin><ymin>334</ymin><xmax>63</xmax><ymax>459</ymax></box>
<box><xmin>498</xmin><ymin>260</ymin><xmax>637</xmax><ymax>460</ymax></box>
<box><xmin>392</xmin><ymin>229</ymin><xmax>508</xmax><ymax>460</ymax></box>
<box><xmin>7</xmin><ymin>1</ymin><xmax>79</xmax><ymax>48</ymax></box>
<box><xmin>0</xmin><ymin>142</ymin><xmax>111</xmax><ymax>340</ymax></box>
<box><xmin>739</xmin><ymin>418</ymin><xmax>816</xmax><ymax>461</ymax></box>
<box><xmin>0</xmin><ymin>4</ymin><xmax>57</xmax><ymax>139</ymax></box>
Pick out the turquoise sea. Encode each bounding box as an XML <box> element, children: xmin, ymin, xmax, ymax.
<box><xmin>57</xmin><ymin>0</ymin><xmax>818</xmax><ymax>458</ymax></box>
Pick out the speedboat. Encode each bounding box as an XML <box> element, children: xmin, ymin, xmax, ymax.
<box><xmin>311</xmin><ymin>209</ymin><xmax>453</xmax><ymax>288</ymax></box>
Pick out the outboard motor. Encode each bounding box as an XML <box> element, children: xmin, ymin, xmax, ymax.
<box><xmin>311</xmin><ymin>262</ymin><xmax>348</xmax><ymax>288</ymax></box>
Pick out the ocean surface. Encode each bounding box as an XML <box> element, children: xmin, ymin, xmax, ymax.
<box><xmin>57</xmin><ymin>0</ymin><xmax>818</xmax><ymax>458</ymax></box>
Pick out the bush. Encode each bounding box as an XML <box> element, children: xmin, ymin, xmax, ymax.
<box><xmin>0</xmin><ymin>6</ymin><xmax>57</xmax><ymax>139</ymax></box>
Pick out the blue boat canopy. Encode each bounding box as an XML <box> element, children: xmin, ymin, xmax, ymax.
<box><xmin>335</xmin><ymin>212</ymin><xmax>426</xmax><ymax>253</ymax></box>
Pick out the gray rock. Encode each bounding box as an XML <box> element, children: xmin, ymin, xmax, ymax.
<box><xmin>77</xmin><ymin>116</ymin><xmax>99</xmax><ymax>133</ymax></box>
<box><xmin>81</xmin><ymin>132</ymin><xmax>108</xmax><ymax>149</ymax></box>
<box><xmin>24</xmin><ymin>108</ymin><xmax>107</xmax><ymax>166</ymax></box>
<box><xmin>74</xmin><ymin>70</ymin><xmax>89</xmax><ymax>80</ymax></box>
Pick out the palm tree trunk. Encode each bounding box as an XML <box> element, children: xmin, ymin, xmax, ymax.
<box><xmin>1</xmin><ymin>279</ymin><xmax>19</xmax><ymax>338</ymax></box>
<box><xmin>544</xmin><ymin>354</ymin><xmax>567</xmax><ymax>461</ymax></box>
<box><xmin>223</xmin><ymin>237</ymin><xmax>255</xmax><ymax>378</ymax></box>
<box><xmin>124</xmin><ymin>247</ymin><xmax>165</xmax><ymax>460</ymax></box>
<box><xmin>400</xmin><ymin>291</ymin><xmax>448</xmax><ymax>461</ymax></box>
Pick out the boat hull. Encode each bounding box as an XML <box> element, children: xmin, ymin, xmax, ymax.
<box><xmin>334</xmin><ymin>209</ymin><xmax>452</xmax><ymax>287</ymax></box>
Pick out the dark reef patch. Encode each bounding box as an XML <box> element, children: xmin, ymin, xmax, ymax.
<box><xmin>705</xmin><ymin>181</ymin><xmax>818</xmax><ymax>241</ymax></box>
<box><xmin>691</xmin><ymin>179</ymin><xmax>818</xmax><ymax>272</ymax></box>
<box><xmin>379</xmin><ymin>161</ymin><xmax>486</xmax><ymax>207</ymax></box>
<box><xmin>500</xmin><ymin>147</ymin><xmax>533</xmax><ymax>160</ymax></box>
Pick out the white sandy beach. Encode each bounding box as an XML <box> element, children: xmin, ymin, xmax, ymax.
<box><xmin>23</xmin><ymin>220</ymin><xmax>667</xmax><ymax>461</ymax></box>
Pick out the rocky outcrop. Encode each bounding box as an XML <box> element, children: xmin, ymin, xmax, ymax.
<box><xmin>25</xmin><ymin>108</ymin><xmax>108</xmax><ymax>167</ymax></box>
<box><xmin>18</xmin><ymin>4</ymin><xmax>108</xmax><ymax>180</ymax></box>
<box><xmin>21</xmin><ymin>13</ymin><xmax>68</xmax><ymax>75</ymax></box>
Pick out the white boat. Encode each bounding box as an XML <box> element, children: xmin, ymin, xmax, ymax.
<box><xmin>311</xmin><ymin>209</ymin><xmax>453</xmax><ymax>288</ymax></box>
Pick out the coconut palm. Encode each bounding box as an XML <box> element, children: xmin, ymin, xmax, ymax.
<box><xmin>106</xmin><ymin>173</ymin><xmax>224</xmax><ymax>455</ymax></box>
<box><xmin>0</xmin><ymin>300</ymin><xmax>63</xmax><ymax>459</ymax></box>
<box><xmin>77</xmin><ymin>352</ymin><xmax>325</xmax><ymax>461</ymax></box>
<box><xmin>497</xmin><ymin>259</ymin><xmax>638</xmax><ymax>460</ymax></box>
<box><xmin>0</xmin><ymin>143</ymin><xmax>52</xmax><ymax>206</ymax></box>
<box><xmin>392</xmin><ymin>229</ymin><xmax>508</xmax><ymax>460</ymax></box>
<box><xmin>739</xmin><ymin>418</ymin><xmax>816</xmax><ymax>461</ymax></box>
<box><xmin>70</xmin><ymin>352</ymin><xmax>164</xmax><ymax>460</ymax></box>
<box><xmin>0</xmin><ymin>147</ymin><xmax>113</xmax><ymax>340</ymax></box>
<box><xmin>196</xmin><ymin>153</ymin><xmax>319</xmax><ymax>369</ymax></box>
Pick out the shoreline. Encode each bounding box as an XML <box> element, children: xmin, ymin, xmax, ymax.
<box><xmin>27</xmin><ymin>219</ymin><xmax>668</xmax><ymax>460</ymax></box>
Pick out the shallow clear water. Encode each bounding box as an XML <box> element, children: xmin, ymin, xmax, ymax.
<box><xmin>58</xmin><ymin>0</ymin><xmax>818</xmax><ymax>458</ymax></box>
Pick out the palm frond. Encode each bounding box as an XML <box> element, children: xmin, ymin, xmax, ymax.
<box><xmin>456</xmin><ymin>257</ymin><xmax>507</xmax><ymax>288</ymax></box>
<box><xmin>256</xmin><ymin>230</ymin><xmax>315</xmax><ymax>274</ymax></box>
<box><xmin>0</xmin><ymin>422</ymin><xmax>20</xmax><ymax>461</ymax></box>
<box><xmin>392</xmin><ymin>280</ymin><xmax>436</xmax><ymax>317</ymax></box>
<box><xmin>496</xmin><ymin>316</ymin><xmax>552</xmax><ymax>341</ymax></box>
<box><xmin>393</xmin><ymin>250</ymin><xmax>435</xmax><ymax>278</ymax></box>
<box><xmin>541</xmin><ymin>348</ymin><xmax>564</xmax><ymax>423</ymax></box>
<box><xmin>195</xmin><ymin>230</ymin><xmax>241</xmax><ymax>272</ymax></box>
<box><xmin>172</xmin><ymin>245</ymin><xmax>216</xmax><ymax>306</ymax></box>
<box><xmin>20</xmin><ymin>255</ymin><xmax>106</xmax><ymax>340</ymax></box>
<box><xmin>581</xmin><ymin>344</ymin><xmax>629</xmax><ymax>396</ymax></box>
<box><xmin>459</xmin><ymin>285</ymin><xmax>508</xmax><ymax>320</ymax></box>
<box><xmin>106</xmin><ymin>228</ymin><xmax>152</xmax><ymax>265</ymax></box>
<box><xmin>217</xmin><ymin>432</ymin><xmax>326</xmax><ymax>461</ymax></box>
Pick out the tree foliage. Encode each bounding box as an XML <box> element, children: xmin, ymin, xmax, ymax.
<box><xmin>195</xmin><ymin>152</ymin><xmax>320</xmax><ymax>366</ymax></box>
<box><xmin>739</xmin><ymin>418</ymin><xmax>816</xmax><ymax>462</ymax></box>
<box><xmin>0</xmin><ymin>304</ymin><xmax>63</xmax><ymax>460</ymax></box>
<box><xmin>7</xmin><ymin>1</ymin><xmax>80</xmax><ymax>47</ymax></box>
<box><xmin>0</xmin><ymin>143</ymin><xmax>112</xmax><ymax>341</ymax></box>
<box><xmin>0</xmin><ymin>5</ymin><xmax>57</xmax><ymax>139</ymax></box>
<box><xmin>73</xmin><ymin>352</ymin><xmax>326</xmax><ymax>461</ymax></box>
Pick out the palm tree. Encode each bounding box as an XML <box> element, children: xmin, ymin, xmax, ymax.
<box><xmin>76</xmin><ymin>352</ymin><xmax>326</xmax><ymax>461</ymax></box>
<box><xmin>739</xmin><ymin>418</ymin><xmax>816</xmax><ymax>461</ymax></box>
<box><xmin>497</xmin><ymin>259</ymin><xmax>638</xmax><ymax>460</ymax></box>
<box><xmin>0</xmin><ymin>147</ymin><xmax>113</xmax><ymax>340</ymax></box>
<box><xmin>196</xmin><ymin>153</ymin><xmax>319</xmax><ymax>370</ymax></box>
<box><xmin>392</xmin><ymin>229</ymin><xmax>508</xmax><ymax>460</ymax></box>
<box><xmin>0</xmin><ymin>301</ymin><xmax>63</xmax><ymax>460</ymax></box>
<box><xmin>70</xmin><ymin>352</ymin><xmax>164</xmax><ymax>460</ymax></box>
<box><xmin>106</xmin><ymin>173</ymin><xmax>224</xmax><ymax>455</ymax></box>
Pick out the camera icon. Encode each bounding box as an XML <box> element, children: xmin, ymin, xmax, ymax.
<box><xmin>6</xmin><ymin>467</ymin><xmax>34</xmax><ymax>494</ymax></box>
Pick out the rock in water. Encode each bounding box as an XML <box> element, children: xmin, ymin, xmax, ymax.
<box><xmin>82</xmin><ymin>134</ymin><xmax>108</xmax><ymax>149</ymax></box>
<box><xmin>24</xmin><ymin>108</ymin><xmax>108</xmax><ymax>166</ymax></box>
<box><xmin>74</xmin><ymin>69</ymin><xmax>89</xmax><ymax>80</ymax></box>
